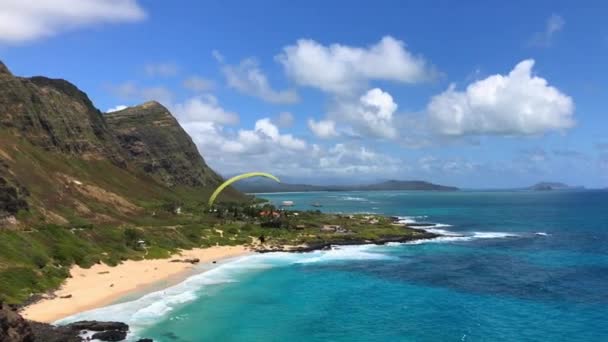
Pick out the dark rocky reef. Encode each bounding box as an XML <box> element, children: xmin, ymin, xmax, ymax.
<box><xmin>1</xmin><ymin>302</ymin><xmax>153</xmax><ymax>342</ymax></box>
<box><xmin>105</xmin><ymin>101</ymin><xmax>223</xmax><ymax>188</ymax></box>
<box><xmin>256</xmin><ymin>229</ymin><xmax>439</xmax><ymax>253</ymax></box>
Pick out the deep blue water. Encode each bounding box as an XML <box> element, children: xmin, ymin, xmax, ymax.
<box><xmin>65</xmin><ymin>190</ymin><xmax>608</xmax><ymax>341</ymax></box>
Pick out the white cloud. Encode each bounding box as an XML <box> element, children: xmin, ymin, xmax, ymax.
<box><xmin>317</xmin><ymin>143</ymin><xmax>402</xmax><ymax>175</ymax></box>
<box><xmin>277</xmin><ymin>36</ymin><xmax>436</xmax><ymax>94</ymax></box>
<box><xmin>221</xmin><ymin>57</ymin><xmax>299</xmax><ymax>104</ymax></box>
<box><xmin>529</xmin><ymin>14</ymin><xmax>565</xmax><ymax>47</ymax></box>
<box><xmin>331</xmin><ymin>88</ymin><xmax>399</xmax><ymax>139</ymax></box>
<box><xmin>171</xmin><ymin>100</ymin><xmax>403</xmax><ymax>178</ymax></box>
<box><xmin>427</xmin><ymin>59</ymin><xmax>574</xmax><ymax>136</ymax></box>
<box><xmin>144</xmin><ymin>62</ymin><xmax>178</xmax><ymax>77</ymax></box>
<box><xmin>173</xmin><ymin>95</ymin><xmax>239</xmax><ymax>125</ymax></box>
<box><xmin>275</xmin><ymin>111</ymin><xmax>294</xmax><ymax>127</ymax></box>
<box><xmin>254</xmin><ymin>118</ymin><xmax>306</xmax><ymax>150</ymax></box>
<box><xmin>0</xmin><ymin>0</ymin><xmax>146</xmax><ymax>43</ymax></box>
<box><xmin>308</xmin><ymin>119</ymin><xmax>338</xmax><ymax>138</ymax></box>
<box><xmin>183</xmin><ymin>76</ymin><xmax>214</xmax><ymax>92</ymax></box>
<box><xmin>106</xmin><ymin>104</ymin><xmax>127</xmax><ymax>112</ymax></box>
<box><xmin>108</xmin><ymin>81</ymin><xmax>174</xmax><ymax>105</ymax></box>
<box><xmin>185</xmin><ymin>122</ymin><xmax>401</xmax><ymax>178</ymax></box>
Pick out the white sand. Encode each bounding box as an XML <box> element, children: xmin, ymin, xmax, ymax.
<box><xmin>20</xmin><ymin>246</ymin><xmax>251</xmax><ymax>323</ymax></box>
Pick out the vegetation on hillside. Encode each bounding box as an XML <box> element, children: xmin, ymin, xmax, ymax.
<box><xmin>0</xmin><ymin>201</ymin><xmax>430</xmax><ymax>304</ymax></box>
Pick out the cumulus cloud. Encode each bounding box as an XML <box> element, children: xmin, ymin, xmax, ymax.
<box><xmin>108</xmin><ymin>81</ymin><xmax>174</xmax><ymax>105</ymax></box>
<box><xmin>317</xmin><ymin>143</ymin><xmax>402</xmax><ymax>175</ymax></box>
<box><xmin>144</xmin><ymin>62</ymin><xmax>179</xmax><ymax>77</ymax></box>
<box><xmin>254</xmin><ymin>118</ymin><xmax>306</xmax><ymax>150</ymax></box>
<box><xmin>308</xmin><ymin>119</ymin><xmax>338</xmax><ymax>138</ymax></box>
<box><xmin>173</xmin><ymin>95</ymin><xmax>239</xmax><ymax>125</ymax></box>
<box><xmin>529</xmin><ymin>14</ymin><xmax>565</xmax><ymax>47</ymax></box>
<box><xmin>106</xmin><ymin>104</ymin><xmax>127</xmax><ymax>112</ymax></box>
<box><xmin>169</xmin><ymin>98</ymin><xmax>400</xmax><ymax>178</ymax></box>
<box><xmin>220</xmin><ymin>57</ymin><xmax>299</xmax><ymax>104</ymax></box>
<box><xmin>182</xmin><ymin>76</ymin><xmax>214</xmax><ymax>92</ymax></box>
<box><xmin>181</xmin><ymin>116</ymin><xmax>307</xmax><ymax>170</ymax></box>
<box><xmin>277</xmin><ymin>36</ymin><xmax>436</xmax><ymax>94</ymax></box>
<box><xmin>427</xmin><ymin>59</ymin><xmax>574</xmax><ymax>136</ymax></box>
<box><xmin>0</xmin><ymin>0</ymin><xmax>146</xmax><ymax>43</ymax></box>
<box><xmin>331</xmin><ymin>88</ymin><xmax>399</xmax><ymax>139</ymax></box>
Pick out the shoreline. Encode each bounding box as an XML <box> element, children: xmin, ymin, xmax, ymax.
<box><xmin>21</xmin><ymin>226</ymin><xmax>439</xmax><ymax>325</ymax></box>
<box><xmin>20</xmin><ymin>245</ymin><xmax>252</xmax><ymax>323</ymax></box>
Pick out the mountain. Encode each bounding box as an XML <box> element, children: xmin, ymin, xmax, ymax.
<box><xmin>359</xmin><ymin>180</ymin><xmax>458</xmax><ymax>191</ymax></box>
<box><xmin>105</xmin><ymin>101</ymin><xmax>224</xmax><ymax>188</ymax></box>
<box><xmin>527</xmin><ymin>182</ymin><xmax>583</xmax><ymax>191</ymax></box>
<box><xmin>0</xmin><ymin>60</ymin><xmax>242</xmax><ymax>228</ymax></box>
<box><xmin>233</xmin><ymin>178</ymin><xmax>458</xmax><ymax>193</ymax></box>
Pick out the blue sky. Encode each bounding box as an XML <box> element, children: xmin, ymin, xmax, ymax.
<box><xmin>1</xmin><ymin>0</ymin><xmax>607</xmax><ymax>188</ymax></box>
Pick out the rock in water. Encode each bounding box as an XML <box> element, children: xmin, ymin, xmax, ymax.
<box><xmin>65</xmin><ymin>321</ymin><xmax>128</xmax><ymax>332</ymax></box>
<box><xmin>90</xmin><ymin>330</ymin><xmax>127</xmax><ymax>341</ymax></box>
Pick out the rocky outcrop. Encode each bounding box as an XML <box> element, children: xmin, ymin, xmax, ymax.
<box><xmin>0</xmin><ymin>158</ymin><xmax>28</xmax><ymax>218</ymax></box>
<box><xmin>105</xmin><ymin>101</ymin><xmax>224</xmax><ymax>188</ymax></box>
<box><xmin>0</xmin><ymin>178</ymin><xmax>28</xmax><ymax>220</ymax></box>
<box><xmin>0</xmin><ymin>302</ymin><xmax>34</xmax><ymax>342</ymax></box>
<box><xmin>1</xmin><ymin>304</ymin><xmax>155</xmax><ymax>342</ymax></box>
<box><xmin>170</xmin><ymin>258</ymin><xmax>200</xmax><ymax>264</ymax></box>
<box><xmin>0</xmin><ymin>62</ymin><xmax>11</xmax><ymax>77</ymax></box>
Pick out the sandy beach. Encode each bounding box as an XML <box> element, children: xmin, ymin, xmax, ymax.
<box><xmin>20</xmin><ymin>246</ymin><xmax>251</xmax><ymax>323</ymax></box>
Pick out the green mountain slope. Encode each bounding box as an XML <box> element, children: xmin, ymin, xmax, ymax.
<box><xmin>0</xmin><ymin>60</ymin><xmax>250</xmax><ymax>303</ymax></box>
<box><xmin>0</xmin><ymin>61</ymin><xmax>243</xmax><ymax>228</ymax></box>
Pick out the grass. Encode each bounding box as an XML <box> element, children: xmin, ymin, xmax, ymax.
<box><xmin>0</xmin><ymin>132</ymin><xmax>426</xmax><ymax>305</ymax></box>
<box><xmin>0</xmin><ymin>206</ymin><xmax>427</xmax><ymax>304</ymax></box>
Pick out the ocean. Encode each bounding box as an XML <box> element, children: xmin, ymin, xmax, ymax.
<box><xmin>61</xmin><ymin>190</ymin><xmax>608</xmax><ymax>341</ymax></box>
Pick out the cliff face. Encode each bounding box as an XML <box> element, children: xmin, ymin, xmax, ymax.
<box><xmin>0</xmin><ymin>66</ymin><xmax>125</xmax><ymax>166</ymax></box>
<box><xmin>105</xmin><ymin>101</ymin><xmax>223</xmax><ymax>188</ymax></box>
<box><xmin>0</xmin><ymin>60</ymin><xmax>241</xmax><ymax>227</ymax></box>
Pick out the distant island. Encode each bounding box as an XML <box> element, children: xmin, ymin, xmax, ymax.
<box><xmin>233</xmin><ymin>179</ymin><xmax>459</xmax><ymax>193</ymax></box>
<box><xmin>527</xmin><ymin>182</ymin><xmax>584</xmax><ymax>191</ymax></box>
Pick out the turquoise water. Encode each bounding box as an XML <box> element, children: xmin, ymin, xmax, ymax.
<box><xmin>64</xmin><ymin>190</ymin><xmax>608</xmax><ymax>341</ymax></box>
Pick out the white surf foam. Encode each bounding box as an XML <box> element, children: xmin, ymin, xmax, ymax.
<box><xmin>341</xmin><ymin>196</ymin><xmax>368</xmax><ymax>201</ymax></box>
<box><xmin>56</xmin><ymin>244</ymin><xmax>396</xmax><ymax>337</ymax></box>
<box><xmin>396</xmin><ymin>215</ymin><xmax>429</xmax><ymax>224</ymax></box>
<box><xmin>294</xmin><ymin>245</ymin><xmax>395</xmax><ymax>264</ymax></box>
<box><xmin>399</xmin><ymin>231</ymin><xmax>519</xmax><ymax>245</ymax></box>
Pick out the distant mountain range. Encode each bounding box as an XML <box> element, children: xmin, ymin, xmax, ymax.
<box><xmin>527</xmin><ymin>182</ymin><xmax>585</xmax><ymax>191</ymax></box>
<box><xmin>233</xmin><ymin>179</ymin><xmax>459</xmax><ymax>193</ymax></box>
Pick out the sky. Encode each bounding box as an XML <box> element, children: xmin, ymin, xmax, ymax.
<box><xmin>0</xmin><ymin>0</ymin><xmax>607</xmax><ymax>188</ymax></box>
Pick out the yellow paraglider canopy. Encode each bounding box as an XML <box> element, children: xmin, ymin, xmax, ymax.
<box><xmin>208</xmin><ymin>172</ymin><xmax>280</xmax><ymax>206</ymax></box>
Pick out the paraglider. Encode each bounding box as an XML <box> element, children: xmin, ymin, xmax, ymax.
<box><xmin>208</xmin><ymin>172</ymin><xmax>280</xmax><ymax>206</ymax></box>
